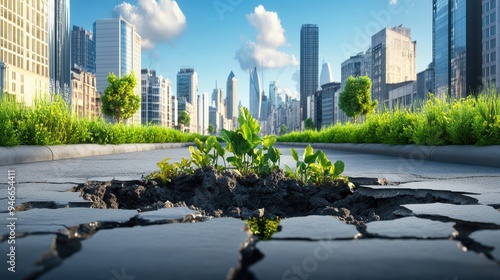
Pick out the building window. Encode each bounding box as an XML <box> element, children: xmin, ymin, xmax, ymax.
<box><xmin>491</xmin><ymin>25</ymin><xmax>497</xmax><ymax>36</ymax></box>
<box><xmin>492</xmin><ymin>51</ymin><xmax>497</xmax><ymax>62</ymax></box>
<box><xmin>492</xmin><ymin>0</ymin><xmax>496</xmax><ymax>9</ymax></box>
<box><xmin>492</xmin><ymin>38</ymin><xmax>497</xmax><ymax>48</ymax></box>
<box><xmin>492</xmin><ymin>12</ymin><xmax>496</xmax><ymax>23</ymax></box>
<box><xmin>491</xmin><ymin>65</ymin><xmax>496</xmax><ymax>75</ymax></box>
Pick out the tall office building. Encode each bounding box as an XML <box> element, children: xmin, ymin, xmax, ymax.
<box><xmin>372</xmin><ymin>26</ymin><xmax>416</xmax><ymax>107</ymax></box>
<box><xmin>226</xmin><ymin>71</ymin><xmax>238</xmax><ymax>121</ymax></box>
<box><xmin>94</xmin><ymin>17</ymin><xmax>142</xmax><ymax>124</ymax></box>
<box><xmin>197</xmin><ymin>92</ymin><xmax>209</xmax><ymax>134</ymax></box>
<box><xmin>482</xmin><ymin>0</ymin><xmax>499</xmax><ymax>89</ymax></box>
<box><xmin>249</xmin><ymin>67</ymin><xmax>261</xmax><ymax>119</ymax></box>
<box><xmin>433</xmin><ymin>0</ymin><xmax>482</xmax><ymax>98</ymax></box>
<box><xmin>71</xmin><ymin>25</ymin><xmax>95</xmax><ymax>73</ymax></box>
<box><xmin>49</xmin><ymin>0</ymin><xmax>71</xmax><ymax>99</ymax></box>
<box><xmin>0</xmin><ymin>1</ymin><xmax>50</xmax><ymax>104</ymax></box>
<box><xmin>177</xmin><ymin>68</ymin><xmax>198</xmax><ymax>132</ymax></box>
<box><xmin>300</xmin><ymin>24</ymin><xmax>319</xmax><ymax>121</ymax></box>
<box><xmin>141</xmin><ymin>69</ymin><xmax>172</xmax><ymax>127</ymax></box>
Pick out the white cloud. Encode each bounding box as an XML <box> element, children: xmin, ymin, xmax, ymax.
<box><xmin>235</xmin><ymin>5</ymin><xmax>298</xmax><ymax>71</ymax></box>
<box><xmin>246</xmin><ymin>5</ymin><xmax>286</xmax><ymax>48</ymax></box>
<box><xmin>389</xmin><ymin>0</ymin><xmax>398</xmax><ymax>5</ymax></box>
<box><xmin>113</xmin><ymin>0</ymin><xmax>186</xmax><ymax>49</ymax></box>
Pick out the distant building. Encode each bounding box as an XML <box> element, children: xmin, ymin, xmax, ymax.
<box><xmin>94</xmin><ymin>17</ymin><xmax>142</xmax><ymax>124</ymax></box>
<box><xmin>417</xmin><ymin>63</ymin><xmax>435</xmax><ymax>101</ymax></box>
<box><xmin>249</xmin><ymin>67</ymin><xmax>262</xmax><ymax>119</ymax></box>
<box><xmin>0</xmin><ymin>1</ymin><xmax>50</xmax><ymax>104</ymax></box>
<box><xmin>178</xmin><ymin>99</ymin><xmax>194</xmax><ymax>132</ymax></box>
<box><xmin>226</xmin><ymin>71</ymin><xmax>238</xmax><ymax>121</ymax></box>
<box><xmin>341</xmin><ymin>50</ymin><xmax>372</xmax><ymax>86</ymax></box>
<box><xmin>177</xmin><ymin>68</ymin><xmax>198</xmax><ymax>132</ymax></box>
<box><xmin>172</xmin><ymin>96</ymin><xmax>178</xmax><ymax>126</ymax></box>
<box><xmin>320</xmin><ymin>82</ymin><xmax>341</xmax><ymax>127</ymax></box>
<box><xmin>433</xmin><ymin>0</ymin><xmax>482</xmax><ymax>98</ymax></box>
<box><xmin>388</xmin><ymin>81</ymin><xmax>417</xmax><ymax>111</ymax></box>
<box><xmin>320</xmin><ymin>62</ymin><xmax>334</xmax><ymax>87</ymax></box>
<box><xmin>71</xmin><ymin>25</ymin><xmax>95</xmax><ymax>73</ymax></box>
<box><xmin>49</xmin><ymin>0</ymin><xmax>71</xmax><ymax>100</ymax></box>
<box><xmin>71</xmin><ymin>67</ymin><xmax>100</xmax><ymax>119</ymax></box>
<box><xmin>300</xmin><ymin>24</ymin><xmax>319</xmax><ymax>121</ymax></box>
<box><xmin>261</xmin><ymin>94</ymin><xmax>269</xmax><ymax>121</ymax></box>
<box><xmin>197</xmin><ymin>92</ymin><xmax>209</xmax><ymax>134</ymax></box>
<box><xmin>372</xmin><ymin>26</ymin><xmax>416</xmax><ymax>108</ymax></box>
<box><xmin>141</xmin><ymin>69</ymin><xmax>172</xmax><ymax>127</ymax></box>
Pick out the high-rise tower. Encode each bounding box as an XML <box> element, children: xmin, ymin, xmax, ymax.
<box><xmin>433</xmin><ymin>0</ymin><xmax>482</xmax><ymax>98</ymax></box>
<box><xmin>249</xmin><ymin>67</ymin><xmax>262</xmax><ymax>119</ymax></box>
<box><xmin>71</xmin><ymin>25</ymin><xmax>95</xmax><ymax>73</ymax></box>
<box><xmin>300</xmin><ymin>24</ymin><xmax>319</xmax><ymax>121</ymax></box>
<box><xmin>226</xmin><ymin>71</ymin><xmax>238</xmax><ymax>121</ymax></box>
<box><xmin>94</xmin><ymin>17</ymin><xmax>142</xmax><ymax>124</ymax></box>
<box><xmin>49</xmin><ymin>0</ymin><xmax>71</xmax><ymax>99</ymax></box>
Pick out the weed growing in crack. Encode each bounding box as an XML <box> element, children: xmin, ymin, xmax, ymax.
<box><xmin>149</xmin><ymin>106</ymin><xmax>352</xmax><ymax>189</ymax></box>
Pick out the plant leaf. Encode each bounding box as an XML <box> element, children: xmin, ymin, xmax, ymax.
<box><xmin>291</xmin><ymin>148</ymin><xmax>299</xmax><ymax>161</ymax></box>
<box><xmin>333</xmin><ymin>160</ymin><xmax>345</xmax><ymax>178</ymax></box>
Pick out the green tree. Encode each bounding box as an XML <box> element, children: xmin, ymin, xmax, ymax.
<box><xmin>179</xmin><ymin>110</ymin><xmax>191</xmax><ymax>132</ymax></box>
<box><xmin>280</xmin><ymin>124</ymin><xmax>287</xmax><ymax>135</ymax></box>
<box><xmin>208</xmin><ymin>124</ymin><xmax>215</xmax><ymax>135</ymax></box>
<box><xmin>339</xmin><ymin>75</ymin><xmax>377</xmax><ymax>122</ymax></box>
<box><xmin>101</xmin><ymin>72</ymin><xmax>140</xmax><ymax>123</ymax></box>
<box><xmin>304</xmin><ymin>118</ymin><xmax>315</xmax><ymax>130</ymax></box>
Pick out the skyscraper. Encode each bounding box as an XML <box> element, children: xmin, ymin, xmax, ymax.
<box><xmin>249</xmin><ymin>67</ymin><xmax>262</xmax><ymax>119</ymax></box>
<box><xmin>177</xmin><ymin>68</ymin><xmax>198</xmax><ymax>132</ymax></box>
<box><xmin>141</xmin><ymin>69</ymin><xmax>172</xmax><ymax>127</ymax></box>
<box><xmin>226</xmin><ymin>71</ymin><xmax>238</xmax><ymax>121</ymax></box>
<box><xmin>94</xmin><ymin>17</ymin><xmax>142</xmax><ymax>124</ymax></box>
<box><xmin>433</xmin><ymin>0</ymin><xmax>482</xmax><ymax>98</ymax></box>
<box><xmin>0</xmin><ymin>1</ymin><xmax>50</xmax><ymax>104</ymax></box>
<box><xmin>49</xmin><ymin>0</ymin><xmax>71</xmax><ymax>99</ymax></box>
<box><xmin>320</xmin><ymin>62</ymin><xmax>333</xmax><ymax>87</ymax></box>
<box><xmin>300</xmin><ymin>24</ymin><xmax>319</xmax><ymax>121</ymax></box>
<box><xmin>71</xmin><ymin>25</ymin><xmax>95</xmax><ymax>73</ymax></box>
<box><xmin>371</xmin><ymin>26</ymin><xmax>416</xmax><ymax>107</ymax></box>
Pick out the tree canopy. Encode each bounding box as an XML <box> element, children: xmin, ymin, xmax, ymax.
<box><xmin>280</xmin><ymin>124</ymin><xmax>287</xmax><ymax>136</ymax></box>
<box><xmin>304</xmin><ymin>118</ymin><xmax>315</xmax><ymax>130</ymax></box>
<box><xmin>101</xmin><ymin>72</ymin><xmax>140</xmax><ymax>123</ymax></box>
<box><xmin>339</xmin><ymin>75</ymin><xmax>377</xmax><ymax>122</ymax></box>
<box><xmin>179</xmin><ymin>111</ymin><xmax>191</xmax><ymax>131</ymax></box>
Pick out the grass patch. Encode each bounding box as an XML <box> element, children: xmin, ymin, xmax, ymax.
<box><xmin>0</xmin><ymin>95</ymin><xmax>202</xmax><ymax>147</ymax></box>
<box><xmin>279</xmin><ymin>90</ymin><xmax>500</xmax><ymax>146</ymax></box>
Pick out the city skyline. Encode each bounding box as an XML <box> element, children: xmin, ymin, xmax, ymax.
<box><xmin>71</xmin><ymin>0</ymin><xmax>433</xmax><ymax>109</ymax></box>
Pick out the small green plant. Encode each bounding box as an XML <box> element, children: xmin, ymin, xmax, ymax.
<box><xmin>245</xmin><ymin>217</ymin><xmax>281</xmax><ymax>240</ymax></box>
<box><xmin>147</xmin><ymin>157</ymin><xmax>194</xmax><ymax>184</ymax></box>
<box><xmin>285</xmin><ymin>145</ymin><xmax>354</xmax><ymax>189</ymax></box>
<box><xmin>189</xmin><ymin>136</ymin><xmax>226</xmax><ymax>170</ymax></box>
<box><xmin>221</xmin><ymin>107</ymin><xmax>280</xmax><ymax>176</ymax></box>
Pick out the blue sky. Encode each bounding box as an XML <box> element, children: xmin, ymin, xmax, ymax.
<box><xmin>71</xmin><ymin>0</ymin><xmax>432</xmax><ymax>108</ymax></box>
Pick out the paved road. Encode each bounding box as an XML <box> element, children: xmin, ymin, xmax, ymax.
<box><xmin>0</xmin><ymin>145</ymin><xmax>499</xmax><ymax>280</ymax></box>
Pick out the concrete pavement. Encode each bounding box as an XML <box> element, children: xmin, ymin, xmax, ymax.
<box><xmin>0</xmin><ymin>146</ymin><xmax>499</xmax><ymax>279</ymax></box>
<box><xmin>1</xmin><ymin>142</ymin><xmax>500</xmax><ymax>168</ymax></box>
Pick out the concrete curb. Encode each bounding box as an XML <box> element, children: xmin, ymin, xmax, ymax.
<box><xmin>0</xmin><ymin>143</ymin><xmax>193</xmax><ymax>166</ymax></box>
<box><xmin>277</xmin><ymin>143</ymin><xmax>500</xmax><ymax>168</ymax></box>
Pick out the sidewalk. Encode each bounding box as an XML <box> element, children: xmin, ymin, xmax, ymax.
<box><xmin>1</xmin><ymin>142</ymin><xmax>499</xmax><ymax>168</ymax></box>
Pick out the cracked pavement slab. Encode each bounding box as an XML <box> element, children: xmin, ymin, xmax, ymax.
<box><xmin>0</xmin><ymin>147</ymin><xmax>499</xmax><ymax>279</ymax></box>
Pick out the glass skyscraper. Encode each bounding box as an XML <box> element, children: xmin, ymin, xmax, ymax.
<box><xmin>94</xmin><ymin>17</ymin><xmax>142</xmax><ymax>124</ymax></box>
<box><xmin>49</xmin><ymin>0</ymin><xmax>71</xmax><ymax>99</ymax></box>
<box><xmin>226</xmin><ymin>71</ymin><xmax>238</xmax><ymax>121</ymax></box>
<box><xmin>71</xmin><ymin>25</ymin><xmax>95</xmax><ymax>73</ymax></box>
<box><xmin>300</xmin><ymin>24</ymin><xmax>319</xmax><ymax>121</ymax></box>
<box><xmin>433</xmin><ymin>0</ymin><xmax>482</xmax><ymax>98</ymax></box>
<box><xmin>249</xmin><ymin>67</ymin><xmax>261</xmax><ymax>119</ymax></box>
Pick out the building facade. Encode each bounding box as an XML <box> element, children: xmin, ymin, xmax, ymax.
<box><xmin>341</xmin><ymin>50</ymin><xmax>372</xmax><ymax>86</ymax></box>
<box><xmin>177</xmin><ymin>68</ymin><xmax>198</xmax><ymax>132</ymax></box>
<box><xmin>372</xmin><ymin>26</ymin><xmax>416</xmax><ymax>108</ymax></box>
<box><xmin>71</xmin><ymin>25</ymin><xmax>95</xmax><ymax>73</ymax></box>
<box><xmin>0</xmin><ymin>0</ymin><xmax>50</xmax><ymax>104</ymax></box>
<box><xmin>300</xmin><ymin>24</ymin><xmax>319</xmax><ymax>121</ymax></box>
<box><xmin>226</xmin><ymin>71</ymin><xmax>238</xmax><ymax>121</ymax></box>
<box><xmin>94</xmin><ymin>17</ymin><xmax>142</xmax><ymax>124</ymax></box>
<box><xmin>433</xmin><ymin>0</ymin><xmax>482</xmax><ymax>98</ymax></box>
<box><xmin>49</xmin><ymin>0</ymin><xmax>71</xmax><ymax>100</ymax></box>
<box><xmin>197</xmin><ymin>92</ymin><xmax>209</xmax><ymax>134</ymax></box>
<box><xmin>482</xmin><ymin>0</ymin><xmax>500</xmax><ymax>89</ymax></box>
<box><xmin>141</xmin><ymin>69</ymin><xmax>172</xmax><ymax>127</ymax></box>
<box><xmin>249</xmin><ymin>66</ymin><xmax>261</xmax><ymax>119</ymax></box>
<box><xmin>71</xmin><ymin>67</ymin><xmax>100</xmax><ymax>119</ymax></box>
<box><xmin>320</xmin><ymin>82</ymin><xmax>341</xmax><ymax>127</ymax></box>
